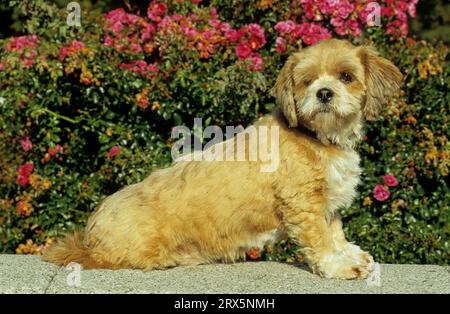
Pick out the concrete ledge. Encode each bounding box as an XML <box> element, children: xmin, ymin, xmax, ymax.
<box><xmin>0</xmin><ymin>255</ymin><xmax>448</xmax><ymax>294</ymax></box>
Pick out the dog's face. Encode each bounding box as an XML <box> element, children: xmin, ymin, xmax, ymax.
<box><xmin>273</xmin><ymin>39</ymin><xmax>402</xmax><ymax>146</ymax></box>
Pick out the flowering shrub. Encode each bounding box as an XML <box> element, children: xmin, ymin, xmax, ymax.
<box><xmin>0</xmin><ymin>0</ymin><xmax>448</xmax><ymax>264</ymax></box>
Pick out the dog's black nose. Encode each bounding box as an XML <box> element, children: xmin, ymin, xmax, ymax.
<box><xmin>316</xmin><ymin>88</ymin><xmax>334</xmax><ymax>103</ymax></box>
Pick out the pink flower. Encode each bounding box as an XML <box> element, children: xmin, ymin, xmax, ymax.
<box><xmin>299</xmin><ymin>0</ymin><xmax>315</xmax><ymax>19</ymax></box>
<box><xmin>244</xmin><ymin>24</ymin><xmax>266</xmax><ymax>50</ymax></box>
<box><xmin>107</xmin><ymin>146</ymin><xmax>120</xmax><ymax>158</ymax></box>
<box><xmin>211</xmin><ymin>7</ymin><xmax>218</xmax><ymax>19</ymax></box>
<box><xmin>105</xmin><ymin>8</ymin><xmax>127</xmax><ymax>32</ymax></box>
<box><xmin>209</xmin><ymin>18</ymin><xmax>221</xmax><ymax>28</ymax></box>
<box><xmin>59</xmin><ymin>47</ymin><xmax>68</xmax><ymax>61</ymax></box>
<box><xmin>336</xmin><ymin>2</ymin><xmax>354</xmax><ymax>19</ymax></box>
<box><xmin>276</xmin><ymin>37</ymin><xmax>286</xmax><ymax>54</ymax></box>
<box><xmin>249</xmin><ymin>53</ymin><xmax>263</xmax><ymax>72</ymax></box>
<box><xmin>383</xmin><ymin>174</ymin><xmax>399</xmax><ymax>187</ymax></box>
<box><xmin>346</xmin><ymin>19</ymin><xmax>361</xmax><ymax>36</ymax></box>
<box><xmin>71</xmin><ymin>40</ymin><xmax>85</xmax><ymax>50</ymax></box>
<box><xmin>274</xmin><ymin>21</ymin><xmax>296</xmax><ymax>35</ymax></box>
<box><xmin>141</xmin><ymin>23</ymin><xmax>156</xmax><ymax>41</ymax></box>
<box><xmin>5</xmin><ymin>35</ymin><xmax>39</xmax><ymax>67</ymax></box>
<box><xmin>236</xmin><ymin>41</ymin><xmax>252</xmax><ymax>60</ymax></box>
<box><xmin>130</xmin><ymin>43</ymin><xmax>142</xmax><ymax>53</ymax></box>
<box><xmin>147</xmin><ymin>1</ymin><xmax>167</xmax><ymax>22</ymax></box>
<box><xmin>295</xmin><ymin>23</ymin><xmax>331</xmax><ymax>45</ymax></box>
<box><xmin>224</xmin><ymin>29</ymin><xmax>239</xmax><ymax>42</ymax></box>
<box><xmin>158</xmin><ymin>16</ymin><xmax>172</xmax><ymax>30</ymax></box>
<box><xmin>59</xmin><ymin>40</ymin><xmax>86</xmax><ymax>60</ymax></box>
<box><xmin>247</xmin><ymin>24</ymin><xmax>265</xmax><ymax>40</ymax></box>
<box><xmin>20</xmin><ymin>136</ymin><xmax>33</xmax><ymax>152</ymax></box>
<box><xmin>407</xmin><ymin>0</ymin><xmax>418</xmax><ymax>17</ymax></box>
<box><xmin>373</xmin><ymin>184</ymin><xmax>390</xmax><ymax>202</ymax></box>
<box><xmin>6</xmin><ymin>35</ymin><xmax>39</xmax><ymax>52</ymax></box>
<box><xmin>119</xmin><ymin>60</ymin><xmax>159</xmax><ymax>78</ymax></box>
<box><xmin>0</xmin><ymin>63</ymin><xmax>4</xmax><ymax>71</ymax></box>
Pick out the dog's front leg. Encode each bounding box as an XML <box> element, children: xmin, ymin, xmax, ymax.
<box><xmin>330</xmin><ymin>212</ymin><xmax>375</xmax><ymax>271</ymax></box>
<box><xmin>283</xmin><ymin>203</ymin><xmax>373</xmax><ymax>279</ymax></box>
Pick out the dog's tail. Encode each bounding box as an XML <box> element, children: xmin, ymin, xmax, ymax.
<box><xmin>43</xmin><ymin>231</ymin><xmax>99</xmax><ymax>269</ymax></box>
<box><xmin>43</xmin><ymin>231</ymin><xmax>126</xmax><ymax>269</ymax></box>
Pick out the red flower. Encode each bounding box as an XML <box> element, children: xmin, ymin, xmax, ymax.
<box><xmin>383</xmin><ymin>174</ymin><xmax>399</xmax><ymax>187</ymax></box>
<box><xmin>48</xmin><ymin>144</ymin><xmax>62</xmax><ymax>157</ymax></box>
<box><xmin>107</xmin><ymin>146</ymin><xmax>120</xmax><ymax>158</ymax></box>
<box><xmin>16</xmin><ymin>163</ymin><xmax>34</xmax><ymax>187</ymax></box>
<box><xmin>246</xmin><ymin>248</ymin><xmax>260</xmax><ymax>260</ymax></box>
<box><xmin>18</xmin><ymin>163</ymin><xmax>33</xmax><ymax>177</ymax></box>
<box><xmin>373</xmin><ymin>184</ymin><xmax>390</xmax><ymax>202</ymax></box>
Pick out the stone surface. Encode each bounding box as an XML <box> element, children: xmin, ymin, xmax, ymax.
<box><xmin>0</xmin><ymin>255</ymin><xmax>448</xmax><ymax>294</ymax></box>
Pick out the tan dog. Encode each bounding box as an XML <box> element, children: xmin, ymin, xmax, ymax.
<box><xmin>44</xmin><ymin>39</ymin><xmax>402</xmax><ymax>279</ymax></box>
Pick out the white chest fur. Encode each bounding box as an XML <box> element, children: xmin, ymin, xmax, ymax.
<box><xmin>324</xmin><ymin>149</ymin><xmax>361</xmax><ymax>212</ymax></box>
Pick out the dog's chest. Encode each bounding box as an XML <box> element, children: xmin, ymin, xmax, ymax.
<box><xmin>324</xmin><ymin>150</ymin><xmax>361</xmax><ymax>212</ymax></box>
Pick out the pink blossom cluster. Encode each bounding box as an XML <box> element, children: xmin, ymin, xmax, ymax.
<box><xmin>373</xmin><ymin>174</ymin><xmax>399</xmax><ymax>202</ymax></box>
<box><xmin>156</xmin><ymin>8</ymin><xmax>230</xmax><ymax>59</ymax></box>
<box><xmin>104</xmin><ymin>8</ymin><xmax>156</xmax><ymax>54</ymax></box>
<box><xmin>119</xmin><ymin>60</ymin><xmax>159</xmax><ymax>78</ymax></box>
<box><xmin>4</xmin><ymin>35</ymin><xmax>39</xmax><ymax>68</ymax></box>
<box><xmin>233</xmin><ymin>23</ymin><xmax>266</xmax><ymax>71</ymax></box>
<box><xmin>59</xmin><ymin>40</ymin><xmax>86</xmax><ymax>61</ymax></box>
<box><xmin>147</xmin><ymin>1</ymin><xmax>168</xmax><ymax>22</ymax></box>
<box><xmin>275</xmin><ymin>0</ymin><xmax>419</xmax><ymax>50</ymax></box>
<box><xmin>16</xmin><ymin>163</ymin><xmax>34</xmax><ymax>187</ymax></box>
<box><xmin>298</xmin><ymin>0</ymin><xmax>361</xmax><ymax>36</ymax></box>
<box><xmin>156</xmin><ymin>8</ymin><xmax>266</xmax><ymax>71</ymax></box>
<box><xmin>20</xmin><ymin>136</ymin><xmax>33</xmax><ymax>152</ymax></box>
<box><xmin>275</xmin><ymin>21</ymin><xmax>331</xmax><ymax>51</ymax></box>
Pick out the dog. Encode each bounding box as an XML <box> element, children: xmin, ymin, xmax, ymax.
<box><xmin>43</xmin><ymin>39</ymin><xmax>402</xmax><ymax>279</ymax></box>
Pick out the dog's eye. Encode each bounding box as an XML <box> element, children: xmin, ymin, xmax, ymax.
<box><xmin>339</xmin><ymin>72</ymin><xmax>353</xmax><ymax>84</ymax></box>
<box><xmin>303</xmin><ymin>79</ymin><xmax>312</xmax><ymax>86</ymax></box>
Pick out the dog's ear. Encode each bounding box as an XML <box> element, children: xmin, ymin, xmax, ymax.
<box><xmin>271</xmin><ymin>53</ymin><xmax>302</xmax><ymax>128</ymax></box>
<box><xmin>358</xmin><ymin>46</ymin><xmax>403</xmax><ymax>121</ymax></box>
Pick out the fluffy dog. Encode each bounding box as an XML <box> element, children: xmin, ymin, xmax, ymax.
<box><xmin>44</xmin><ymin>39</ymin><xmax>402</xmax><ymax>279</ymax></box>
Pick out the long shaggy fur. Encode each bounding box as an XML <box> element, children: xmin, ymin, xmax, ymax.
<box><xmin>44</xmin><ymin>232</ymin><xmax>95</xmax><ymax>268</ymax></box>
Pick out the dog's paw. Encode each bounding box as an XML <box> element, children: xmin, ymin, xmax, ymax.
<box><xmin>314</xmin><ymin>252</ymin><xmax>373</xmax><ymax>280</ymax></box>
<box><xmin>343</xmin><ymin>243</ymin><xmax>375</xmax><ymax>272</ymax></box>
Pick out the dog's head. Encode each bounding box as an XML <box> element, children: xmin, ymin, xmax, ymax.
<box><xmin>272</xmin><ymin>39</ymin><xmax>403</xmax><ymax>146</ymax></box>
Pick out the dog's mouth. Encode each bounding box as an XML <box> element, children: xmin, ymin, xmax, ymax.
<box><xmin>312</xmin><ymin>104</ymin><xmax>334</xmax><ymax>117</ymax></box>
<box><xmin>317</xmin><ymin>107</ymin><xmax>331</xmax><ymax>113</ymax></box>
